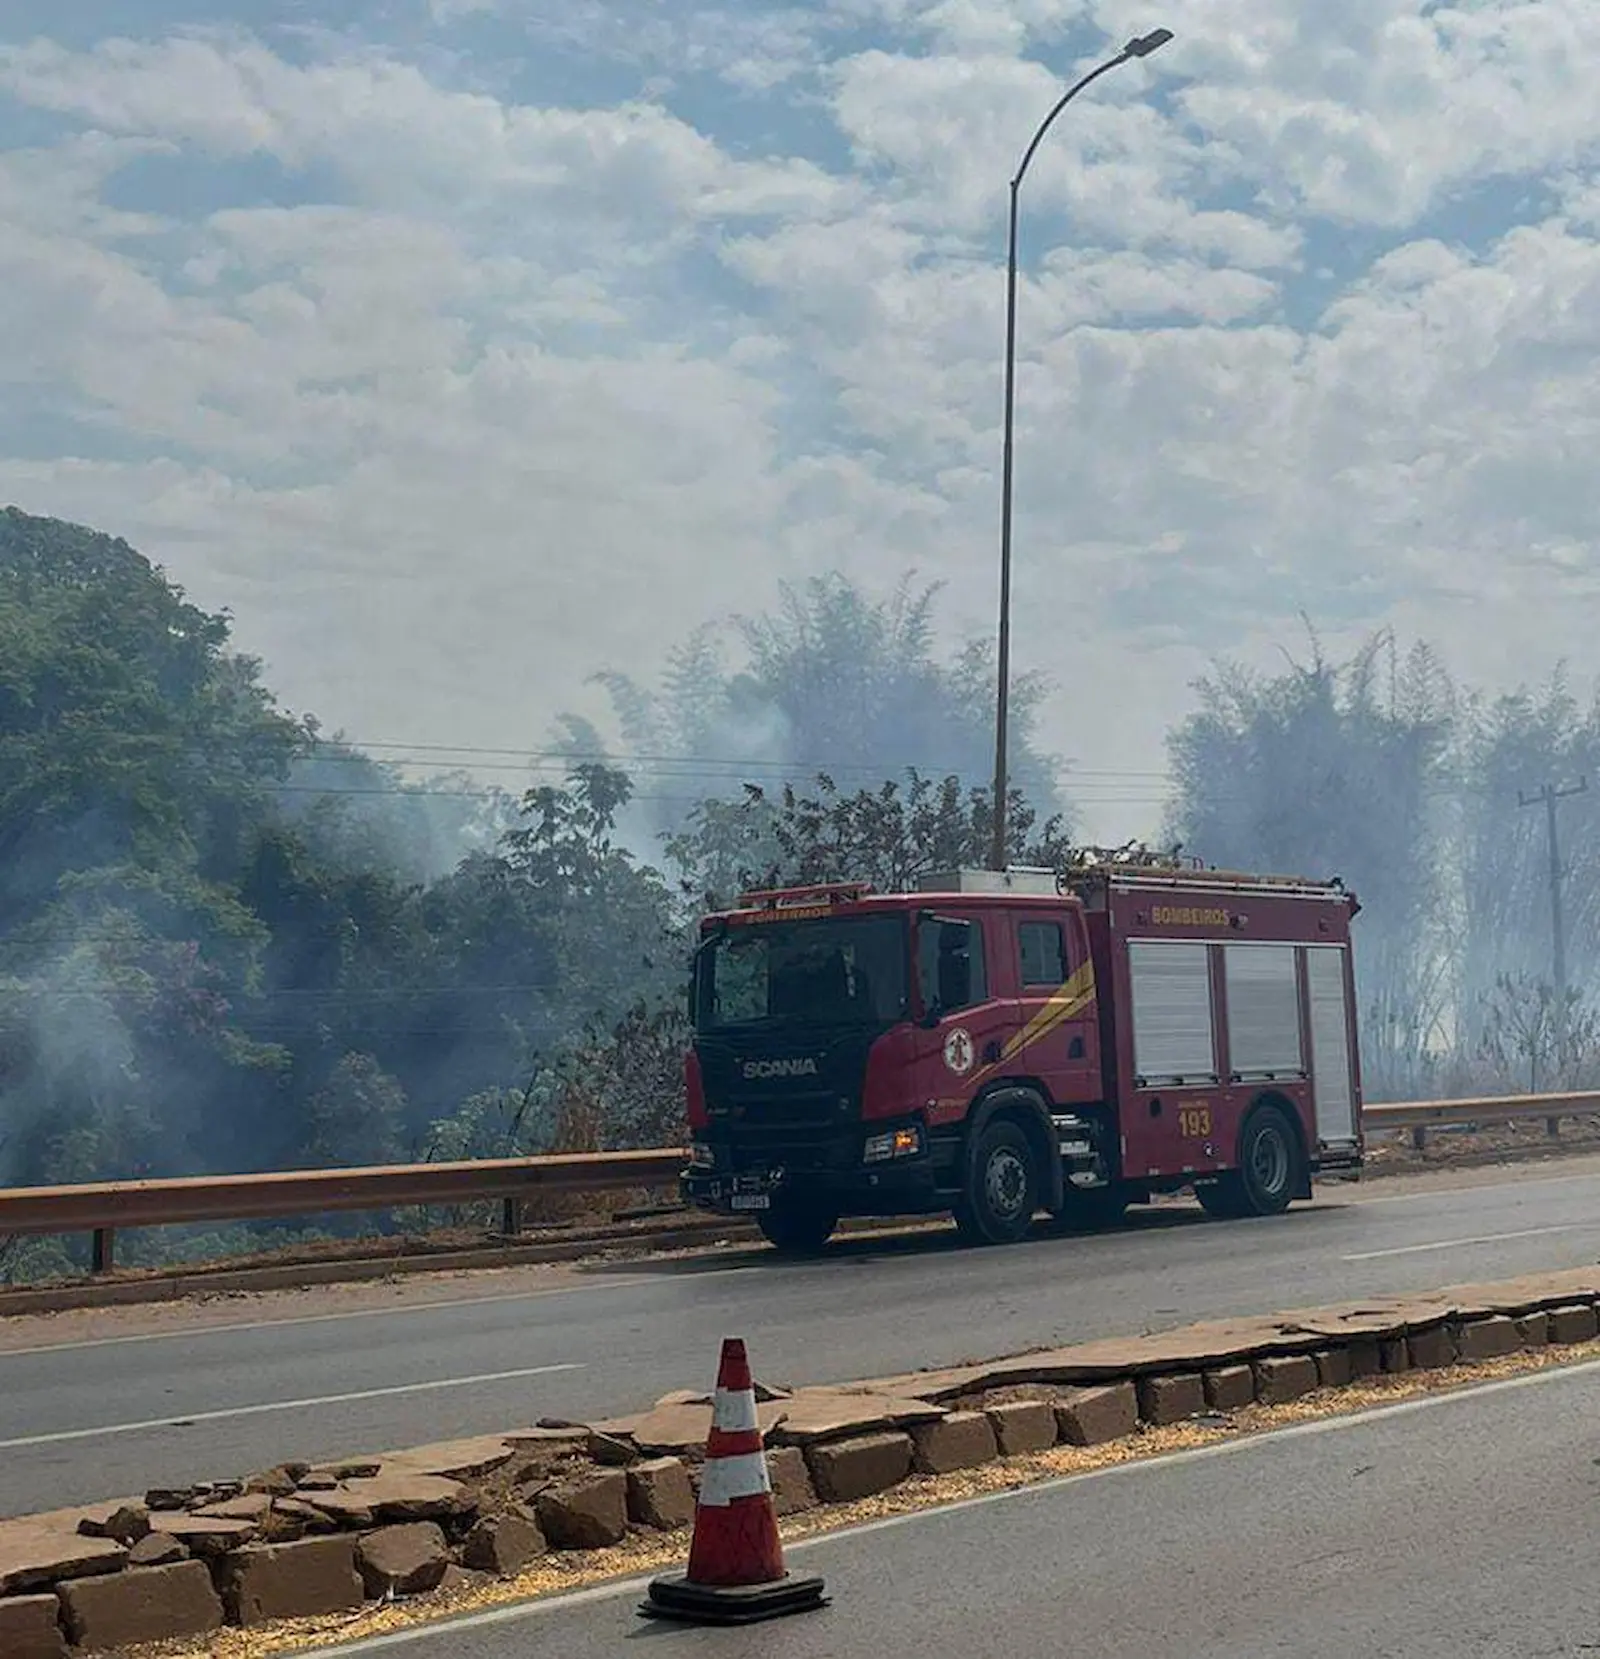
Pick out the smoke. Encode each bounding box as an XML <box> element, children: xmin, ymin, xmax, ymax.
<box><xmin>0</xmin><ymin>944</ymin><xmax>141</xmax><ymax>1189</ymax></box>
<box><xmin>576</xmin><ymin>573</ymin><xmax>1066</xmax><ymax>866</ymax></box>
<box><xmin>1164</xmin><ymin>638</ymin><xmax>1600</xmax><ymax>1100</ymax></box>
<box><xmin>275</xmin><ymin>745</ymin><xmax>518</xmax><ymax>884</ymax></box>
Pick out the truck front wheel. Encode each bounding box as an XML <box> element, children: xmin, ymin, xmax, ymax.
<box><xmin>757</xmin><ymin>1195</ymin><xmax>839</xmax><ymax>1256</ymax></box>
<box><xmin>954</xmin><ymin>1120</ymin><xmax>1040</xmax><ymax>1246</ymax></box>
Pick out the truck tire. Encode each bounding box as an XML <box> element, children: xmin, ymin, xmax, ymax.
<box><xmin>954</xmin><ymin>1119</ymin><xmax>1039</xmax><ymax>1246</ymax></box>
<box><xmin>1200</xmin><ymin>1104</ymin><xmax>1300</xmax><ymax>1220</ymax></box>
<box><xmin>757</xmin><ymin>1196</ymin><xmax>839</xmax><ymax>1255</ymax></box>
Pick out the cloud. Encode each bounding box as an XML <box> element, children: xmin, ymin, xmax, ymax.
<box><xmin>2</xmin><ymin>6</ymin><xmax>1600</xmax><ymax>843</ymax></box>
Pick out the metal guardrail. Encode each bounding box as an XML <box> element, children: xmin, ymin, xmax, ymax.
<box><xmin>3</xmin><ymin>1091</ymin><xmax>1599</xmax><ymax>1276</ymax></box>
<box><xmin>1363</xmin><ymin>1091</ymin><xmax>1600</xmax><ymax>1150</ymax></box>
<box><xmin>0</xmin><ymin>1149</ymin><xmax>688</xmax><ymax>1273</ymax></box>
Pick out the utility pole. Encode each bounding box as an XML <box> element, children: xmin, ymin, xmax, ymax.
<box><xmin>1519</xmin><ymin>777</ymin><xmax>1588</xmax><ymax>1100</ymax></box>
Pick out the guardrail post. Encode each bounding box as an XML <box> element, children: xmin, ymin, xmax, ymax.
<box><xmin>501</xmin><ymin>1197</ymin><xmax>523</xmax><ymax>1237</ymax></box>
<box><xmin>1410</xmin><ymin>1126</ymin><xmax>1427</xmax><ymax>1152</ymax></box>
<box><xmin>91</xmin><ymin>1227</ymin><xmax>115</xmax><ymax>1274</ymax></box>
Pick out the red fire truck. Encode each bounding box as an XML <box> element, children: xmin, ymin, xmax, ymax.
<box><xmin>682</xmin><ymin>861</ymin><xmax>1363</xmax><ymax>1251</ymax></box>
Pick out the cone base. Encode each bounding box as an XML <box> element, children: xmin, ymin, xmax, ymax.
<box><xmin>638</xmin><ymin>1571</ymin><xmax>829</xmax><ymax>1626</ymax></box>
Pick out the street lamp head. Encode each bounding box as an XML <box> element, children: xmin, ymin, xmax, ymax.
<box><xmin>1124</xmin><ymin>27</ymin><xmax>1174</xmax><ymax>57</ymax></box>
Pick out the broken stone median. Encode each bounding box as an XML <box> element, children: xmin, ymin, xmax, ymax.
<box><xmin>3</xmin><ymin>1267</ymin><xmax>1598</xmax><ymax>1656</ymax></box>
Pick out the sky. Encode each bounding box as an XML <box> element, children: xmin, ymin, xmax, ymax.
<box><xmin>3</xmin><ymin>1</ymin><xmax>1600</xmax><ymax>842</ymax></box>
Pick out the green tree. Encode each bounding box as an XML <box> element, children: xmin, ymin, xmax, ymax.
<box><xmin>0</xmin><ymin>507</ymin><xmax>304</xmax><ymax>925</ymax></box>
<box><xmin>666</xmin><ymin>770</ymin><xmax>1074</xmax><ymax>907</ymax></box>
<box><xmin>306</xmin><ymin>1053</ymin><xmax>408</xmax><ymax>1168</ymax></box>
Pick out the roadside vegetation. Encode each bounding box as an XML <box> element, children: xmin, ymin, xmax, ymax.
<box><xmin>4</xmin><ymin>506</ymin><xmax>1599</xmax><ymax>1279</ymax></box>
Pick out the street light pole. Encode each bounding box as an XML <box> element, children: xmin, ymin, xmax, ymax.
<box><xmin>988</xmin><ymin>27</ymin><xmax>1174</xmax><ymax>872</ymax></box>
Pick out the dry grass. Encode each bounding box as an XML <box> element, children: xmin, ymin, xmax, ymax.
<box><xmin>139</xmin><ymin>1333</ymin><xmax>1600</xmax><ymax>1659</ymax></box>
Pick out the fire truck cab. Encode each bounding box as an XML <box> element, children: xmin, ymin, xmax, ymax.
<box><xmin>682</xmin><ymin>863</ymin><xmax>1363</xmax><ymax>1252</ymax></box>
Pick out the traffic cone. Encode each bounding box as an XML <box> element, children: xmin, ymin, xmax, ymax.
<box><xmin>638</xmin><ymin>1337</ymin><xmax>828</xmax><ymax>1625</ymax></box>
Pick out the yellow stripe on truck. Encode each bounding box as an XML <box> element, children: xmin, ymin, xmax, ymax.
<box><xmin>965</xmin><ymin>962</ymin><xmax>1097</xmax><ymax>1088</ymax></box>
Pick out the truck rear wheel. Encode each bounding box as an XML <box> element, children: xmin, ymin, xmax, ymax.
<box><xmin>1200</xmin><ymin>1104</ymin><xmax>1300</xmax><ymax>1220</ymax></box>
<box><xmin>954</xmin><ymin>1120</ymin><xmax>1039</xmax><ymax>1246</ymax></box>
<box><xmin>757</xmin><ymin>1195</ymin><xmax>839</xmax><ymax>1256</ymax></box>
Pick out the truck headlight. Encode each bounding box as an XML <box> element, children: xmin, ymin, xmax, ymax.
<box><xmin>863</xmin><ymin>1125</ymin><xmax>922</xmax><ymax>1164</ymax></box>
<box><xmin>690</xmin><ymin>1142</ymin><xmax>715</xmax><ymax>1169</ymax></box>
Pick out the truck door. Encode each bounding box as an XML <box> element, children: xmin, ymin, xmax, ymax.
<box><xmin>913</xmin><ymin>911</ymin><xmax>1014</xmax><ymax>1130</ymax></box>
<box><xmin>1012</xmin><ymin>911</ymin><xmax>1099</xmax><ymax>1106</ymax></box>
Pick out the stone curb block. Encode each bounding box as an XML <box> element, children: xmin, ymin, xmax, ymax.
<box><xmin>911</xmin><ymin>1412</ymin><xmax>999</xmax><ymax>1475</ymax></box>
<box><xmin>1138</xmin><ymin>1372</ymin><xmax>1206</xmax><ymax>1426</ymax></box>
<box><xmin>1203</xmin><ymin>1365</ymin><xmax>1256</xmax><ymax>1411</ymax></box>
<box><xmin>220</xmin><ymin>1536</ymin><xmax>364</xmax><ymax>1627</ymax></box>
<box><xmin>985</xmin><ymin>1401</ymin><xmax>1057</xmax><ymax>1457</ymax></box>
<box><xmin>1348</xmin><ymin>1339</ymin><xmax>1383</xmax><ymax>1379</ymax></box>
<box><xmin>58</xmin><ymin>1559</ymin><xmax>222</xmax><ymax>1650</ymax></box>
<box><xmin>1405</xmin><ymin>1325</ymin><xmax>1458</xmax><ymax>1371</ymax></box>
<box><xmin>356</xmin><ymin>1524</ymin><xmax>450</xmax><ymax>1598</ymax></box>
<box><xmin>1549</xmin><ymin>1304</ymin><xmax>1599</xmax><ymax>1345</ymax></box>
<box><xmin>767</xmin><ymin>1446</ymin><xmax>819</xmax><ymax>1516</ymax></box>
<box><xmin>461</xmin><ymin>1511</ymin><xmax>545</xmax><ymax>1577</ymax></box>
<box><xmin>535</xmin><ymin>1473</ymin><xmax>628</xmax><ymax>1551</ymax></box>
<box><xmin>806</xmin><ymin>1433</ymin><xmax>914</xmax><ymax>1504</ymax></box>
<box><xmin>1252</xmin><ymin>1355</ymin><xmax>1318</xmax><ymax>1406</ymax></box>
<box><xmin>626</xmin><ymin>1460</ymin><xmax>696</xmax><ymax>1531</ymax></box>
<box><xmin>1456</xmin><ymin>1315</ymin><xmax>1520</xmax><ymax>1363</ymax></box>
<box><xmin>0</xmin><ymin>1593</ymin><xmax>67</xmax><ymax>1659</ymax></box>
<box><xmin>1056</xmin><ymin>1384</ymin><xmax>1139</xmax><ymax>1445</ymax></box>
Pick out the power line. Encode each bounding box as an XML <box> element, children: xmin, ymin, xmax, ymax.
<box><xmin>307</xmin><ymin>738</ymin><xmax>1173</xmax><ymax>780</ymax></box>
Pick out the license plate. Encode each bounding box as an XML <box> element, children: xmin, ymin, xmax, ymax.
<box><xmin>730</xmin><ymin>1193</ymin><xmax>771</xmax><ymax>1211</ymax></box>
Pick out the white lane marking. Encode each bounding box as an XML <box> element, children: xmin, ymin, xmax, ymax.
<box><xmin>1341</xmin><ymin>1223</ymin><xmax>1592</xmax><ymax>1261</ymax></box>
<box><xmin>0</xmin><ymin>1363</ymin><xmax>584</xmax><ymax>1450</ymax></box>
<box><xmin>297</xmin><ymin>1353</ymin><xmax>1600</xmax><ymax>1655</ymax></box>
<box><xmin>0</xmin><ymin>1267</ymin><xmax>757</xmax><ymax>1359</ymax></box>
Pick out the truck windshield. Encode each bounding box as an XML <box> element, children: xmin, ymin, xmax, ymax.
<box><xmin>697</xmin><ymin>915</ymin><xmax>908</xmax><ymax>1032</ymax></box>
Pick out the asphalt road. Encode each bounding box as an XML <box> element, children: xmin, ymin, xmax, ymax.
<box><xmin>1</xmin><ymin>1165</ymin><xmax>1599</xmax><ymax>1517</ymax></box>
<box><xmin>305</xmin><ymin>1354</ymin><xmax>1600</xmax><ymax>1659</ymax></box>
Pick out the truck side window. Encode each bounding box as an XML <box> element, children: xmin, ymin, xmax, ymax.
<box><xmin>1018</xmin><ymin>921</ymin><xmax>1067</xmax><ymax>988</ymax></box>
<box><xmin>918</xmin><ymin>916</ymin><xmax>987</xmax><ymax>1014</ymax></box>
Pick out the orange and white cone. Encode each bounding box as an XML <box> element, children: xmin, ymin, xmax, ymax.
<box><xmin>639</xmin><ymin>1337</ymin><xmax>827</xmax><ymax>1625</ymax></box>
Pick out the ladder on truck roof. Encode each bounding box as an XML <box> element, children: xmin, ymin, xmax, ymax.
<box><xmin>1066</xmin><ymin>865</ymin><xmax>1349</xmax><ymax>902</ymax></box>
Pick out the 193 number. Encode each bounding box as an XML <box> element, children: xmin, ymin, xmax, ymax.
<box><xmin>1177</xmin><ymin>1104</ymin><xmax>1212</xmax><ymax>1139</ymax></box>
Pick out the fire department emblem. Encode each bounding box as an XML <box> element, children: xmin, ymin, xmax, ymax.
<box><xmin>943</xmin><ymin>1027</ymin><xmax>975</xmax><ymax>1076</ymax></box>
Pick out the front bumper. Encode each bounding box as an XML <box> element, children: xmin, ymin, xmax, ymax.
<box><xmin>681</xmin><ymin>1130</ymin><xmax>945</xmax><ymax>1217</ymax></box>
